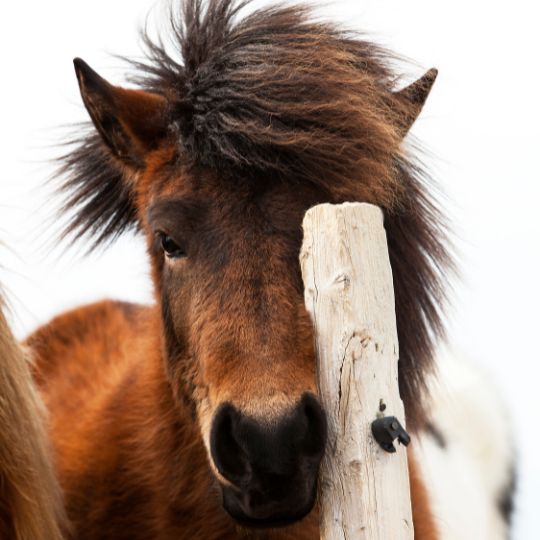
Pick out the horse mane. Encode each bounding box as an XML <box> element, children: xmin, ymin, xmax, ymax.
<box><xmin>58</xmin><ymin>0</ymin><xmax>453</xmax><ymax>427</ymax></box>
<box><xmin>0</xmin><ymin>290</ymin><xmax>66</xmax><ymax>539</ymax></box>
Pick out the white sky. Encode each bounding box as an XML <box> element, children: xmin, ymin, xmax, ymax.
<box><xmin>1</xmin><ymin>1</ymin><xmax>539</xmax><ymax>538</ymax></box>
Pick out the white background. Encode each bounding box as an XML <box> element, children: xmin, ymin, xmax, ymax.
<box><xmin>0</xmin><ymin>1</ymin><xmax>538</xmax><ymax>537</ymax></box>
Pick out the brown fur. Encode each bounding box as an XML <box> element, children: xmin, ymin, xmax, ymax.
<box><xmin>5</xmin><ymin>0</ymin><xmax>454</xmax><ymax>537</ymax></box>
<box><xmin>409</xmin><ymin>455</ymin><xmax>440</xmax><ymax>540</ymax></box>
<box><xmin>27</xmin><ymin>301</ymin><xmax>321</xmax><ymax>539</ymax></box>
<box><xmin>0</xmin><ymin>294</ymin><xmax>65</xmax><ymax>539</ymax></box>
<box><xmin>27</xmin><ymin>301</ymin><xmax>436</xmax><ymax>538</ymax></box>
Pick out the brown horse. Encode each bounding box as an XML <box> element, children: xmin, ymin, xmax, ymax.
<box><xmin>4</xmin><ymin>0</ymin><xmax>512</xmax><ymax>538</ymax></box>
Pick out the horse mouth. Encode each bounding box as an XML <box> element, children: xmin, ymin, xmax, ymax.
<box><xmin>221</xmin><ymin>484</ymin><xmax>316</xmax><ymax>529</ymax></box>
<box><xmin>225</xmin><ymin>503</ymin><xmax>313</xmax><ymax>529</ymax></box>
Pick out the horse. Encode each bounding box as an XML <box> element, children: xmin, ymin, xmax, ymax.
<box><xmin>0</xmin><ymin>0</ymin><xmax>515</xmax><ymax>538</ymax></box>
<box><xmin>0</xmin><ymin>289</ymin><xmax>65</xmax><ymax>539</ymax></box>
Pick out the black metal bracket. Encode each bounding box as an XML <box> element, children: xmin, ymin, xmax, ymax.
<box><xmin>371</xmin><ymin>416</ymin><xmax>411</xmax><ymax>453</ymax></box>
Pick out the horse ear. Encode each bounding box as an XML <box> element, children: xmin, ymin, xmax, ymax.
<box><xmin>73</xmin><ymin>58</ymin><xmax>168</xmax><ymax>167</ymax></box>
<box><xmin>395</xmin><ymin>68</ymin><xmax>438</xmax><ymax>136</ymax></box>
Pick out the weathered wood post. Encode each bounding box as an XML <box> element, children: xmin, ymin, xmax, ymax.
<box><xmin>300</xmin><ymin>203</ymin><xmax>414</xmax><ymax>540</ymax></box>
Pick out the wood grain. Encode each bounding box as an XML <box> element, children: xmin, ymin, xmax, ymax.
<box><xmin>301</xmin><ymin>203</ymin><xmax>413</xmax><ymax>540</ymax></box>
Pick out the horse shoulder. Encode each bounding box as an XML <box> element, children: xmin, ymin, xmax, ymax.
<box><xmin>23</xmin><ymin>302</ymin><xmax>161</xmax><ymax>519</ymax></box>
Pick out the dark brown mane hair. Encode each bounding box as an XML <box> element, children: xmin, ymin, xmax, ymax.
<box><xmin>57</xmin><ymin>0</ymin><xmax>452</xmax><ymax>427</ymax></box>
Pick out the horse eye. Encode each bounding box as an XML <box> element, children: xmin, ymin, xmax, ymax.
<box><xmin>158</xmin><ymin>233</ymin><xmax>186</xmax><ymax>259</ymax></box>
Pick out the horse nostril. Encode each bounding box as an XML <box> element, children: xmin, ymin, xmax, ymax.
<box><xmin>295</xmin><ymin>393</ymin><xmax>327</xmax><ymax>458</ymax></box>
<box><xmin>210</xmin><ymin>405</ymin><xmax>250</xmax><ymax>484</ymax></box>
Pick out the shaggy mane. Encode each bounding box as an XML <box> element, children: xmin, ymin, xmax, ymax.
<box><xmin>58</xmin><ymin>0</ymin><xmax>453</xmax><ymax>426</ymax></box>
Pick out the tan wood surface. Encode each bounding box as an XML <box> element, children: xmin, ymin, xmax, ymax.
<box><xmin>300</xmin><ymin>203</ymin><xmax>413</xmax><ymax>540</ymax></box>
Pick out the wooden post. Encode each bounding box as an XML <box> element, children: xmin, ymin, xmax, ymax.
<box><xmin>300</xmin><ymin>203</ymin><xmax>414</xmax><ymax>540</ymax></box>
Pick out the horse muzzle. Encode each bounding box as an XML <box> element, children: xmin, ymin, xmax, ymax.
<box><xmin>210</xmin><ymin>393</ymin><xmax>327</xmax><ymax>528</ymax></box>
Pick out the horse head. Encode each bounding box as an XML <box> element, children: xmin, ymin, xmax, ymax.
<box><xmin>61</xmin><ymin>0</ymin><xmax>444</xmax><ymax>528</ymax></box>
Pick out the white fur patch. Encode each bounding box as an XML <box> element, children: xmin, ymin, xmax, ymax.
<box><xmin>415</xmin><ymin>349</ymin><xmax>513</xmax><ymax>540</ymax></box>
